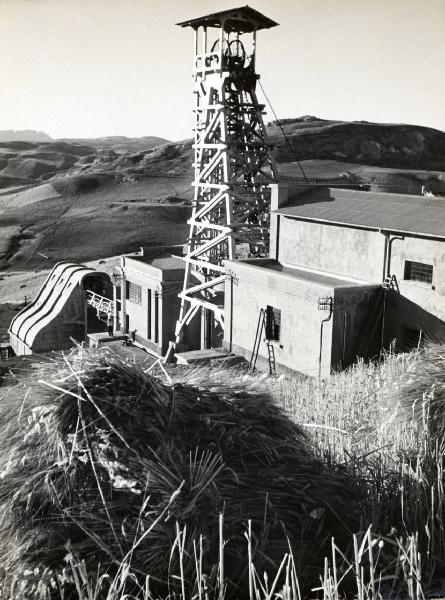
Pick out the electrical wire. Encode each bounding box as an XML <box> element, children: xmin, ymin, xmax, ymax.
<box><xmin>258</xmin><ymin>80</ymin><xmax>309</xmax><ymax>184</ymax></box>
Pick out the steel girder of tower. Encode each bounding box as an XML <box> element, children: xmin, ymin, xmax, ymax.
<box><xmin>172</xmin><ymin>7</ymin><xmax>279</xmax><ymax>354</ymax></box>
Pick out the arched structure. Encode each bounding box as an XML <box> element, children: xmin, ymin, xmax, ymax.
<box><xmin>9</xmin><ymin>261</ymin><xmax>112</xmax><ymax>355</ymax></box>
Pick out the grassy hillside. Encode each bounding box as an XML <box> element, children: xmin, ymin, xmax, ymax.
<box><xmin>0</xmin><ymin>117</ymin><xmax>444</xmax><ymax>273</ymax></box>
<box><xmin>0</xmin><ymin>177</ymin><xmax>191</xmax><ymax>271</ymax></box>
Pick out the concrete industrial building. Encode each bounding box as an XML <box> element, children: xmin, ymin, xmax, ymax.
<box><xmin>7</xmin><ymin>5</ymin><xmax>444</xmax><ymax>374</ymax></box>
<box><xmin>116</xmin><ymin>248</ymin><xmax>190</xmax><ymax>356</ymax></box>
<box><xmin>8</xmin><ymin>188</ymin><xmax>445</xmax><ymax>373</ymax></box>
<box><xmin>223</xmin><ymin>184</ymin><xmax>445</xmax><ymax>377</ymax></box>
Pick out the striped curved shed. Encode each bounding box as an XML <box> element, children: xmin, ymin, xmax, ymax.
<box><xmin>9</xmin><ymin>261</ymin><xmax>111</xmax><ymax>355</ymax></box>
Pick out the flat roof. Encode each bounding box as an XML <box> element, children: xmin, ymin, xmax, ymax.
<box><xmin>229</xmin><ymin>259</ymin><xmax>368</xmax><ymax>289</ymax></box>
<box><xmin>274</xmin><ymin>187</ymin><xmax>445</xmax><ymax>239</ymax></box>
<box><xmin>129</xmin><ymin>255</ymin><xmax>184</xmax><ymax>271</ymax></box>
<box><xmin>177</xmin><ymin>6</ymin><xmax>278</xmax><ymax>32</ymax></box>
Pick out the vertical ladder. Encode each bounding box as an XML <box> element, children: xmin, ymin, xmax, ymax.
<box><xmin>249</xmin><ymin>308</ymin><xmax>265</xmax><ymax>373</ymax></box>
<box><xmin>383</xmin><ymin>274</ymin><xmax>399</xmax><ymax>293</ymax></box>
<box><xmin>249</xmin><ymin>309</ymin><xmax>276</xmax><ymax>376</ymax></box>
<box><xmin>266</xmin><ymin>340</ymin><xmax>276</xmax><ymax>377</ymax></box>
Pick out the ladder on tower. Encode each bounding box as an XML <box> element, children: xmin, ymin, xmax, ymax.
<box><xmin>249</xmin><ymin>308</ymin><xmax>276</xmax><ymax>376</ymax></box>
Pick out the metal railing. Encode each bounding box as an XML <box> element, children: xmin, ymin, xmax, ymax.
<box><xmin>86</xmin><ymin>290</ymin><xmax>114</xmax><ymax>316</ymax></box>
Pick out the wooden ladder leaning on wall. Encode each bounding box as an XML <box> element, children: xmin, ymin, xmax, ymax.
<box><xmin>249</xmin><ymin>308</ymin><xmax>277</xmax><ymax>376</ymax></box>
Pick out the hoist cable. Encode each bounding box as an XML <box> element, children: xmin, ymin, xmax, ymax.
<box><xmin>258</xmin><ymin>80</ymin><xmax>309</xmax><ymax>184</ymax></box>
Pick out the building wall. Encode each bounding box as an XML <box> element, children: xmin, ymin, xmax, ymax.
<box><xmin>121</xmin><ymin>258</ymin><xmax>184</xmax><ymax>356</ymax></box>
<box><xmin>386</xmin><ymin>235</ymin><xmax>445</xmax><ymax>322</ymax></box>
<box><xmin>274</xmin><ymin>215</ymin><xmax>445</xmax><ymax>323</ymax></box>
<box><xmin>224</xmin><ymin>260</ymin><xmax>334</xmax><ymax>377</ymax></box>
<box><xmin>277</xmin><ymin>218</ymin><xmax>386</xmax><ymax>283</ymax></box>
<box><xmin>383</xmin><ymin>290</ymin><xmax>445</xmax><ymax>350</ymax></box>
<box><xmin>331</xmin><ymin>285</ymin><xmax>382</xmax><ymax>369</ymax></box>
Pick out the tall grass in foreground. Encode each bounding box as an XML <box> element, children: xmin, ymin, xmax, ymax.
<box><xmin>0</xmin><ymin>345</ymin><xmax>443</xmax><ymax>599</ymax></box>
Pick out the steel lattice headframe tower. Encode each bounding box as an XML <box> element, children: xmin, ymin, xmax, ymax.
<box><xmin>169</xmin><ymin>6</ymin><xmax>279</xmax><ymax>357</ymax></box>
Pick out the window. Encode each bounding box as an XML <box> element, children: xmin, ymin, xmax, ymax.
<box><xmin>126</xmin><ymin>281</ymin><xmax>142</xmax><ymax>304</ymax></box>
<box><xmin>404</xmin><ymin>261</ymin><xmax>433</xmax><ymax>284</ymax></box>
<box><xmin>265</xmin><ymin>305</ymin><xmax>281</xmax><ymax>341</ymax></box>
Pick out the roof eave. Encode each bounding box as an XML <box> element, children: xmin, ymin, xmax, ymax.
<box><xmin>273</xmin><ymin>211</ymin><xmax>445</xmax><ymax>240</ymax></box>
<box><xmin>176</xmin><ymin>5</ymin><xmax>278</xmax><ymax>31</ymax></box>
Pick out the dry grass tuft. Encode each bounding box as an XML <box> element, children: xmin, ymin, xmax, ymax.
<box><xmin>0</xmin><ymin>348</ymin><xmax>358</xmax><ymax>599</ymax></box>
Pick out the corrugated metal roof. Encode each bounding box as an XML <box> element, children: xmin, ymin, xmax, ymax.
<box><xmin>177</xmin><ymin>6</ymin><xmax>278</xmax><ymax>32</ymax></box>
<box><xmin>274</xmin><ymin>188</ymin><xmax>445</xmax><ymax>238</ymax></box>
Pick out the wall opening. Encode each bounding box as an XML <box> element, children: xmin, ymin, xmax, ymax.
<box><xmin>265</xmin><ymin>305</ymin><xmax>281</xmax><ymax>341</ymax></box>
<box><xmin>126</xmin><ymin>281</ymin><xmax>142</xmax><ymax>304</ymax></box>
<box><xmin>154</xmin><ymin>292</ymin><xmax>159</xmax><ymax>344</ymax></box>
<box><xmin>404</xmin><ymin>260</ymin><xmax>433</xmax><ymax>284</ymax></box>
<box><xmin>147</xmin><ymin>290</ymin><xmax>152</xmax><ymax>339</ymax></box>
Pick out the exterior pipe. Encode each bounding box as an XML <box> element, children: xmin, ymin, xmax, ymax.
<box><xmin>381</xmin><ymin>287</ymin><xmax>387</xmax><ymax>354</ymax></box>
<box><xmin>120</xmin><ymin>256</ymin><xmax>126</xmax><ymax>334</ymax></box>
<box><xmin>318</xmin><ymin>299</ymin><xmax>334</xmax><ymax>379</ymax></box>
<box><xmin>381</xmin><ymin>231</ymin><xmax>389</xmax><ymax>283</ymax></box>
<box><xmin>380</xmin><ymin>234</ymin><xmax>403</xmax><ymax>353</ymax></box>
<box><xmin>386</xmin><ymin>235</ymin><xmax>405</xmax><ymax>278</ymax></box>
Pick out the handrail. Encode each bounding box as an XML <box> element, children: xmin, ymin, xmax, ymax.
<box><xmin>86</xmin><ymin>290</ymin><xmax>114</xmax><ymax>315</ymax></box>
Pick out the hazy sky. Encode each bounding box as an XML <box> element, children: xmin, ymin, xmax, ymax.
<box><xmin>1</xmin><ymin>0</ymin><xmax>444</xmax><ymax>141</ymax></box>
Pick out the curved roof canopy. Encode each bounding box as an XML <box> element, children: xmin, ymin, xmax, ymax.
<box><xmin>177</xmin><ymin>5</ymin><xmax>278</xmax><ymax>33</ymax></box>
<box><xmin>9</xmin><ymin>261</ymin><xmax>97</xmax><ymax>351</ymax></box>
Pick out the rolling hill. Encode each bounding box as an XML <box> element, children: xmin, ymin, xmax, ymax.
<box><xmin>0</xmin><ymin>117</ymin><xmax>444</xmax><ymax>275</ymax></box>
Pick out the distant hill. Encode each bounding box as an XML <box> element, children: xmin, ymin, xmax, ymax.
<box><xmin>1</xmin><ymin>118</ymin><xmax>444</xmax><ymax>192</ymax></box>
<box><xmin>267</xmin><ymin>117</ymin><xmax>445</xmax><ymax>171</ymax></box>
<box><xmin>0</xmin><ymin>131</ymin><xmax>169</xmax><ymax>154</ymax></box>
<box><xmin>60</xmin><ymin>136</ymin><xmax>170</xmax><ymax>153</ymax></box>
<box><xmin>0</xmin><ymin>130</ymin><xmax>52</xmax><ymax>143</ymax></box>
<box><xmin>0</xmin><ymin>116</ymin><xmax>444</xmax><ymax>271</ymax></box>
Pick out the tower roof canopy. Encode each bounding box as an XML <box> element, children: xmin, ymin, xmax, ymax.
<box><xmin>177</xmin><ymin>5</ymin><xmax>278</xmax><ymax>33</ymax></box>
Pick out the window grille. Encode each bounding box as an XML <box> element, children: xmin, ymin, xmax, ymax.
<box><xmin>265</xmin><ymin>305</ymin><xmax>281</xmax><ymax>341</ymax></box>
<box><xmin>126</xmin><ymin>281</ymin><xmax>142</xmax><ymax>304</ymax></box>
<box><xmin>404</xmin><ymin>261</ymin><xmax>433</xmax><ymax>284</ymax></box>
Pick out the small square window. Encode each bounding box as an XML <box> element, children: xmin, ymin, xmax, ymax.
<box><xmin>126</xmin><ymin>281</ymin><xmax>142</xmax><ymax>304</ymax></box>
<box><xmin>265</xmin><ymin>305</ymin><xmax>281</xmax><ymax>341</ymax></box>
<box><xmin>404</xmin><ymin>261</ymin><xmax>433</xmax><ymax>284</ymax></box>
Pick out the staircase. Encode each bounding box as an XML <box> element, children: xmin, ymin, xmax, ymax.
<box><xmin>249</xmin><ymin>308</ymin><xmax>277</xmax><ymax>376</ymax></box>
<box><xmin>86</xmin><ymin>290</ymin><xmax>114</xmax><ymax>321</ymax></box>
